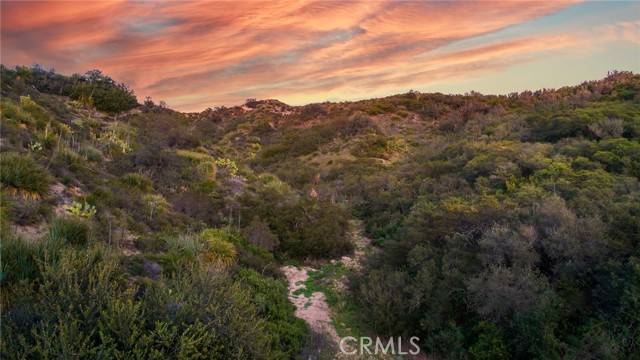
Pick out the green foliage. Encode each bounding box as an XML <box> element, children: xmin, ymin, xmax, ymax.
<box><xmin>214</xmin><ymin>157</ymin><xmax>239</xmax><ymax>176</ymax></box>
<box><xmin>0</xmin><ymin>152</ymin><xmax>52</xmax><ymax>199</ymax></box>
<box><xmin>64</xmin><ymin>201</ymin><xmax>97</xmax><ymax>218</ymax></box>
<box><xmin>78</xmin><ymin>145</ymin><xmax>103</xmax><ymax>162</ymax></box>
<box><xmin>237</xmin><ymin>268</ymin><xmax>308</xmax><ymax>358</ymax></box>
<box><xmin>1</xmin><ymin>245</ymin><xmax>275</xmax><ymax>359</ymax></box>
<box><xmin>257</xmin><ymin>115</ymin><xmax>377</xmax><ymax>164</ymax></box>
<box><xmin>165</xmin><ymin>233</ymin><xmax>207</xmax><ymax>262</ymax></box>
<box><xmin>20</xmin><ymin>95</ymin><xmax>52</xmax><ymax>128</ymax></box>
<box><xmin>242</xmin><ymin>181</ymin><xmax>353</xmax><ymax>259</ymax></box>
<box><xmin>242</xmin><ymin>216</ymin><xmax>279</xmax><ymax>251</ymax></box>
<box><xmin>365</xmin><ymin>100</ymin><xmax>396</xmax><ymax>115</ymax></box>
<box><xmin>48</xmin><ymin>217</ymin><xmax>92</xmax><ymax>246</ymax></box>
<box><xmin>1</xmin><ymin>65</ymin><xmax>639</xmax><ymax>359</ymax></box>
<box><xmin>351</xmin><ymin>134</ymin><xmax>401</xmax><ymax>159</ymax></box>
<box><xmin>528</xmin><ymin>101</ymin><xmax>640</xmax><ymax>141</ymax></box>
<box><xmin>345</xmin><ymin>72</ymin><xmax>640</xmax><ymax>359</ymax></box>
<box><xmin>469</xmin><ymin>321</ymin><xmax>510</xmax><ymax>360</ymax></box>
<box><xmin>120</xmin><ymin>173</ymin><xmax>153</xmax><ymax>192</ymax></box>
<box><xmin>12</xmin><ymin>66</ymin><xmax>138</xmax><ymax>113</ymax></box>
<box><xmin>0</xmin><ymin>235</ymin><xmax>40</xmax><ymax>285</ymax></box>
<box><xmin>1</xmin><ymin>98</ymin><xmax>36</xmax><ymax>126</ymax></box>
<box><xmin>201</xmin><ymin>229</ymin><xmax>238</xmax><ymax>266</ymax></box>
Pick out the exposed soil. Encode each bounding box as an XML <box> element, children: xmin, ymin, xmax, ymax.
<box><xmin>281</xmin><ymin>221</ymin><xmax>370</xmax><ymax>355</ymax></box>
<box><xmin>282</xmin><ymin>221</ymin><xmax>428</xmax><ymax>359</ymax></box>
<box><xmin>282</xmin><ymin>265</ymin><xmax>340</xmax><ymax>346</ymax></box>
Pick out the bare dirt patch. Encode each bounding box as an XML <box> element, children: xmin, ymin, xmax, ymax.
<box><xmin>282</xmin><ymin>265</ymin><xmax>340</xmax><ymax>346</ymax></box>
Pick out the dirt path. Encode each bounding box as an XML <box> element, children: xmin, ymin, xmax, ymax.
<box><xmin>281</xmin><ymin>221</ymin><xmax>371</xmax><ymax>352</ymax></box>
<box><xmin>281</xmin><ymin>265</ymin><xmax>340</xmax><ymax>346</ymax></box>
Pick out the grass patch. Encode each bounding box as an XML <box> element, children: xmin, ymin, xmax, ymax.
<box><xmin>48</xmin><ymin>217</ymin><xmax>92</xmax><ymax>246</ymax></box>
<box><xmin>0</xmin><ymin>153</ymin><xmax>52</xmax><ymax>198</ymax></box>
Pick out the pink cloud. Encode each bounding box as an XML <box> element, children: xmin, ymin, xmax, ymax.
<box><xmin>3</xmin><ymin>0</ymin><xmax>634</xmax><ymax>112</ymax></box>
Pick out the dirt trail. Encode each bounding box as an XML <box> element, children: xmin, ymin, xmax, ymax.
<box><xmin>282</xmin><ymin>222</ymin><xmax>428</xmax><ymax>359</ymax></box>
<box><xmin>281</xmin><ymin>221</ymin><xmax>371</xmax><ymax>351</ymax></box>
<box><xmin>281</xmin><ymin>265</ymin><xmax>340</xmax><ymax>345</ymax></box>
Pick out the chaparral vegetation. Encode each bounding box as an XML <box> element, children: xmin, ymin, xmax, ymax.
<box><xmin>1</xmin><ymin>65</ymin><xmax>639</xmax><ymax>359</ymax></box>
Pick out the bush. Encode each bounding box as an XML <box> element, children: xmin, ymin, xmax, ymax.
<box><xmin>0</xmin><ymin>235</ymin><xmax>40</xmax><ymax>286</ymax></box>
<box><xmin>1</xmin><ymin>245</ymin><xmax>266</xmax><ymax>358</ymax></box>
<box><xmin>237</xmin><ymin>268</ymin><xmax>308</xmax><ymax>358</ymax></box>
<box><xmin>202</xmin><ymin>235</ymin><xmax>237</xmax><ymax>266</ymax></box>
<box><xmin>120</xmin><ymin>173</ymin><xmax>153</xmax><ymax>192</ymax></box>
<box><xmin>78</xmin><ymin>145</ymin><xmax>103</xmax><ymax>162</ymax></box>
<box><xmin>19</xmin><ymin>96</ymin><xmax>51</xmax><ymax>128</ymax></box>
<box><xmin>48</xmin><ymin>217</ymin><xmax>92</xmax><ymax>246</ymax></box>
<box><xmin>7</xmin><ymin>195</ymin><xmax>51</xmax><ymax>225</ymax></box>
<box><xmin>469</xmin><ymin>321</ymin><xmax>510</xmax><ymax>360</ymax></box>
<box><xmin>165</xmin><ymin>233</ymin><xmax>206</xmax><ymax>260</ymax></box>
<box><xmin>0</xmin><ymin>98</ymin><xmax>34</xmax><ymax>126</ymax></box>
<box><xmin>71</xmin><ymin>70</ymin><xmax>138</xmax><ymax>113</ymax></box>
<box><xmin>242</xmin><ymin>216</ymin><xmax>279</xmax><ymax>251</ymax></box>
<box><xmin>0</xmin><ymin>153</ymin><xmax>51</xmax><ymax>198</ymax></box>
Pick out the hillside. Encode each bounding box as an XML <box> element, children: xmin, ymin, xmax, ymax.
<box><xmin>1</xmin><ymin>65</ymin><xmax>640</xmax><ymax>359</ymax></box>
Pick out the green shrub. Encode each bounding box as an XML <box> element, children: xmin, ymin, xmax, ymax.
<box><xmin>366</xmin><ymin>101</ymin><xmax>395</xmax><ymax>115</ymax></box>
<box><xmin>120</xmin><ymin>173</ymin><xmax>153</xmax><ymax>192</ymax></box>
<box><xmin>19</xmin><ymin>96</ymin><xmax>51</xmax><ymax>128</ymax></box>
<box><xmin>63</xmin><ymin>201</ymin><xmax>97</xmax><ymax>218</ymax></box>
<box><xmin>201</xmin><ymin>229</ymin><xmax>237</xmax><ymax>266</ymax></box>
<box><xmin>48</xmin><ymin>217</ymin><xmax>92</xmax><ymax>246</ymax></box>
<box><xmin>237</xmin><ymin>268</ymin><xmax>308</xmax><ymax>358</ymax></box>
<box><xmin>0</xmin><ymin>152</ymin><xmax>51</xmax><ymax>199</ymax></box>
<box><xmin>469</xmin><ymin>321</ymin><xmax>510</xmax><ymax>360</ymax></box>
<box><xmin>79</xmin><ymin>145</ymin><xmax>103</xmax><ymax>162</ymax></box>
<box><xmin>0</xmin><ymin>235</ymin><xmax>40</xmax><ymax>286</ymax></box>
<box><xmin>0</xmin><ymin>98</ymin><xmax>34</xmax><ymax>125</ymax></box>
<box><xmin>351</xmin><ymin>134</ymin><xmax>400</xmax><ymax>159</ymax></box>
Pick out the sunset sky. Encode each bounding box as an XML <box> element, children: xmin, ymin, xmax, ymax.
<box><xmin>2</xmin><ymin>1</ymin><xmax>639</xmax><ymax>112</ymax></box>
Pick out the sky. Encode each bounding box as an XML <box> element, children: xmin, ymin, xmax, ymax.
<box><xmin>2</xmin><ymin>1</ymin><xmax>639</xmax><ymax>112</ymax></box>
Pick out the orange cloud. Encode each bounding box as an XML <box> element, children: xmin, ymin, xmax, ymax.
<box><xmin>2</xmin><ymin>0</ymin><xmax>636</xmax><ymax>111</ymax></box>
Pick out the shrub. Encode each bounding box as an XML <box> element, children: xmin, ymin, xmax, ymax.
<box><xmin>2</xmin><ymin>244</ymin><xmax>274</xmax><ymax>358</ymax></box>
<box><xmin>7</xmin><ymin>195</ymin><xmax>50</xmax><ymax>225</ymax></box>
<box><xmin>0</xmin><ymin>98</ymin><xmax>34</xmax><ymax>126</ymax></box>
<box><xmin>51</xmin><ymin>148</ymin><xmax>85</xmax><ymax>175</ymax></box>
<box><xmin>78</xmin><ymin>145</ymin><xmax>103</xmax><ymax>162</ymax></box>
<box><xmin>165</xmin><ymin>233</ymin><xmax>206</xmax><ymax>260</ymax></box>
<box><xmin>237</xmin><ymin>268</ymin><xmax>308</xmax><ymax>358</ymax></box>
<box><xmin>469</xmin><ymin>321</ymin><xmax>510</xmax><ymax>360</ymax></box>
<box><xmin>70</xmin><ymin>70</ymin><xmax>138</xmax><ymax>113</ymax></box>
<box><xmin>0</xmin><ymin>153</ymin><xmax>51</xmax><ymax>199</ymax></box>
<box><xmin>242</xmin><ymin>216</ymin><xmax>279</xmax><ymax>251</ymax></box>
<box><xmin>201</xmin><ymin>229</ymin><xmax>238</xmax><ymax>266</ymax></box>
<box><xmin>120</xmin><ymin>173</ymin><xmax>153</xmax><ymax>192</ymax></box>
<box><xmin>47</xmin><ymin>217</ymin><xmax>92</xmax><ymax>246</ymax></box>
<box><xmin>63</xmin><ymin>201</ymin><xmax>97</xmax><ymax>218</ymax></box>
<box><xmin>19</xmin><ymin>96</ymin><xmax>51</xmax><ymax>128</ymax></box>
<box><xmin>351</xmin><ymin>134</ymin><xmax>401</xmax><ymax>159</ymax></box>
<box><xmin>0</xmin><ymin>235</ymin><xmax>40</xmax><ymax>286</ymax></box>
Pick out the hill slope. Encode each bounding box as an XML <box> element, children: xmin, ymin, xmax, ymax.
<box><xmin>1</xmin><ymin>65</ymin><xmax>639</xmax><ymax>358</ymax></box>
